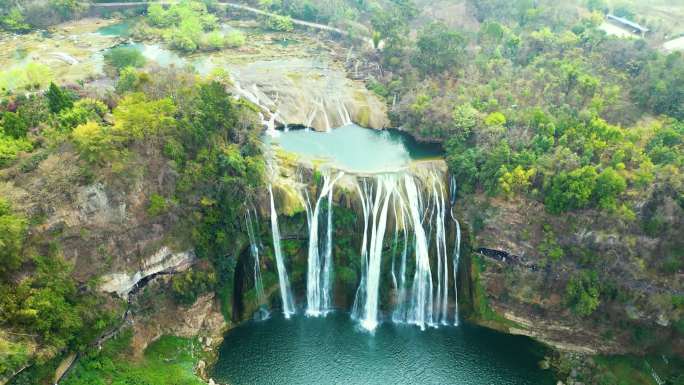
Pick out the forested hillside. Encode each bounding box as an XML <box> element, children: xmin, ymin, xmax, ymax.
<box><xmin>0</xmin><ymin>0</ymin><xmax>683</xmax><ymax>384</ymax></box>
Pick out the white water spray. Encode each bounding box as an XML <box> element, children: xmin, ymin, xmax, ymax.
<box><xmin>268</xmin><ymin>185</ymin><xmax>296</xmax><ymax>318</ymax></box>
<box><xmin>305</xmin><ymin>172</ymin><xmax>342</xmax><ymax>316</ymax></box>
<box><xmin>352</xmin><ymin>176</ymin><xmax>395</xmax><ymax>331</ymax></box>
<box><xmin>246</xmin><ymin>209</ymin><xmax>268</xmax><ymax>315</ymax></box>
<box><xmin>431</xmin><ymin>176</ymin><xmax>449</xmax><ymax>325</ymax></box>
<box><xmin>452</xmin><ymin>217</ymin><xmax>461</xmax><ymax>326</ymax></box>
<box><xmin>404</xmin><ymin>175</ymin><xmax>434</xmax><ymax>330</ymax></box>
<box><xmin>450</xmin><ymin>175</ymin><xmax>461</xmax><ymax>326</ymax></box>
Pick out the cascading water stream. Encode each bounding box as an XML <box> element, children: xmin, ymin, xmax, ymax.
<box><xmin>246</xmin><ymin>208</ymin><xmax>270</xmax><ymax>320</ymax></box>
<box><xmin>450</xmin><ymin>175</ymin><xmax>461</xmax><ymax>326</ymax></box>
<box><xmin>391</xmin><ymin>191</ymin><xmax>410</xmax><ymax>323</ymax></box>
<box><xmin>431</xmin><ymin>175</ymin><xmax>449</xmax><ymax>325</ymax></box>
<box><xmin>268</xmin><ymin>136</ymin><xmax>457</xmax><ymax>330</ymax></box>
<box><xmin>352</xmin><ymin>175</ymin><xmax>395</xmax><ymax>332</ymax></box>
<box><xmin>351</xmin><ymin>180</ymin><xmax>372</xmax><ymax>320</ymax></box>
<box><xmin>404</xmin><ymin>175</ymin><xmax>434</xmax><ymax>330</ymax></box>
<box><xmin>349</xmin><ymin>173</ymin><xmax>457</xmax><ymax>330</ymax></box>
<box><xmin>452</xmin><ymin>217</ymin><xmax>461</xmax><ymax>326</ymax></box>
<box><xmin>268</xmin><ymin>185</ymin><xmax>296</xmax><ymax>318</ymax></box>
<box><xmin>336</xmin><ymin>99</ymin><xmax>352</xmax><ymax>126</ymax></box>
<box><xmin>321</xmin><ymin>177</ymin><xmax>335</xmax><ymax>313</ymax></box>
<box><xmin>306</xmin><ymin>172</ymin><xmax>342</xmax><ymax>316</ymax></box>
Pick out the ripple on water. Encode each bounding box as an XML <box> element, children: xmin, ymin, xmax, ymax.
<box><xmin>212</xmin><ymin>312</ymin><xmax>554</xmax><ymax>385</ymax></box>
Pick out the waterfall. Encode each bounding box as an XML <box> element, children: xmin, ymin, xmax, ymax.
<box><xmin>336</xmin><ymin>99</ymin><xmax>352</xmax><ymax>126</ymax></box>
<box><xmin>310</xmin><ymin>98</ymin><xmax>332</xmax><ymax>132</ymax></box>
<box><xmin>268</xmin><ymin>185</ymin><xmax>296</xmax><ymax>318</ymax></box>
<box><xmin>449</xmin><ymin>174</ymin><xmax>457</xmax><ymax>205</ymax></box>
<box><xmin>321</xmin><ymin>177</ymin><xmax>335</xmax><ymax>312</ymax></box>
<box><xmin>293</xmin><ymin>167</ymin><xmax>457</xmax><ymax>330</ymax></box>
<box><xmin>404</xmin><ymin>175</ymin><xmax>434</xmax><ymax>330</ymax></box>
<box><xmin>265</xmin><ymin>111</ymin><xmax>279</xmax><ymax>137</ymax></box>
<box><xmin>431</xmin><ymin>176</ymin><xmax>449</xmax><ymax>325</ymax></box>
<box><xmin>231</xmin><ymin>79</ymin><xmax>283</xmax><ymax>136</ymax></box>
<box><xmin>305</xmin><ymin>107</ymin><xmax>317</xmax><ymax>130</ymax></box>
<box><xmin>246</xmin><ymin>208</ymin><xmax>269</xmax><ymax>320</ymax></box>
<box><xmin>391</xmin><ymin>190</ymin><xmax>410</xmax><ymax>323</ymax></box>
<box><xmin>322</xmin><ymin>108</ymin><xmax>332</xmax><ymax>132</ymax></box>
<box><xmin>352</xmin><ymin>176</ymin><xmax>395</xmax><ymax>332</ymax></box>
<box><xmin>349</xmin><ymin>173</ymin><xmax>454</xmax><ymax>330</ymax></box>
<box><xmin>351</xmin><ymin>180</ymin><xmax>372</xmax><ymax>320</ymax></box>
<box><xmin>390</xmin><ymin>198</ymin><xmax>400</xmax><ymax>300</ymax></box>
<box><xmin>451</xmin><ymin>213</ymin><xmax>461</xmax><ymax>326</ymax></box>
<box><xmin>449</xmin><ymin>175</ymin><xmax>461</xmax><ymax>326</ymax></box>
<box><xmin>305</xmin><ymin>172</ymin><xmax>342</xmax><ymax>316</ymax></box>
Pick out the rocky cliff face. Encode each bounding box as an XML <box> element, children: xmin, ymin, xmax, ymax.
<box><xmin>0</xmin><ymin>150</ymin><xmax>187</xmax><ymax>281</ymax></box>
<box><xmin>457</xmin><ymin>193</ymin><xmax>684</xmax><ymax>356</ymax></box>
<box><xmin>229</xmin><ymin>57</ymin><xmax>389</xmax><ymax>131</ymax></box>
<box><xmin>99</xmin><ymin>247</ymin><xmax>195</xmax><ymax>297</ymax></box>
<box><xmin>127</xmin><ymin>280</ymin><xmax>227</xmax><ymax>357</ymax></box>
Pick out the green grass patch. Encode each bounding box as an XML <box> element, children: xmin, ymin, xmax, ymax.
<box><xmin>61</xmin><ymin>330</ymin><xmax>205</xmax><ymax>385</ymax></box>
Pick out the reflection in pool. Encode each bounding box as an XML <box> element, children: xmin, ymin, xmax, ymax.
<box><xmin>212</xmin><ymin>312</ymin><xmax>554</xmax><ymax>385</ymax></box>
<box><xmin>264</xmin><ymin>124</ymin><xmax>442</xmax><ymax>173</ymax></box>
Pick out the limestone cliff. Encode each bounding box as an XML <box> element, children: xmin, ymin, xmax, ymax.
<box><xmin>457</xmin><ymin>193</ymin><xmax>684</xmax><ymax>356</ymax></box>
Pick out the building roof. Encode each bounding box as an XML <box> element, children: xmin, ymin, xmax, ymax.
<box><xmin>607</xmin><ymin>14</ymin><xmax>650</xmax><ymax>33</ymax></box>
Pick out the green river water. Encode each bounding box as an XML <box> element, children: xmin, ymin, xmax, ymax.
<box><xmin>212</xmin><ymin>313</ymin><xmax>554</xmax><ymax>385</ymax></box>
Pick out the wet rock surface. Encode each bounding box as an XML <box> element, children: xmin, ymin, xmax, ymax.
<box><xmin>228</xmin><ymin>58</ymin><xmax>388</xmax><ymax>131</ymax></box>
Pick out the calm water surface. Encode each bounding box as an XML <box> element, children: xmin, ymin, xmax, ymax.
<box><xmin>97</xmin><ymin>21</ymin><xmax>132</xmax><ymax>37</ymax></box>
<box><xmin>265</xmin><ymin>124</ymin><xmax>442</xmax><ymax>173</ymax></box>
<box><xmin>212</xmin><ymin>313</ymin><xmax>554</xmax><ymax>385</ymax></box>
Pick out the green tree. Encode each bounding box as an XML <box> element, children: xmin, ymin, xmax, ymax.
<box><xmin>0</xmin><ymin>199</ymin><xmax>27</xmax><ymax>275</ymax></box>
<box><xmin>545</xmin><ymin>166</ymin><xmax>598</xmax><ymax>213</ymax></box>
<box><xmin>499</xmin><ymin>165</ymin><xmax>535</xmax><ymax>198</ymax></box>
<box><xmin>57</xmin><ymin>98</ymin><xmax>108</xmax><ymax>132</ymax></box>
<box><xmin>186</xmin><ymin>81</ymin><xmax>239</xmax><ymax>146</ymax></box>
<box><xmin>72</xmin><ymin>121</ymin><xmax>113</xmax><ymax>164</ymax></box>
<box><xmin>593</xmin><ymin>167</ymin><xmax>626</xmax><ymax>210</ymax></box>
<box><xmin>0</xmin><ymin>8</ymin><xmax>30</xmax><ymax>32</ymax></box>
<box><xmin>413</xmin><ymin>22</ymin><xmax>466</xmax><ymax>75</ymax></box>
<box><xmin>204</xmin><ymin>30</ymin><xmax>225</xmax><ymax>50</ymax></box>
<box><xmin>266</xmin><ymin>15</ymin><xmax>294</xmax><ymax>32</ymax></box>
<box><xmin>46</xmin><ymin>82</ymin><xmax>74</xmax><ymax>114</ymax></box>
<box><xmin>613</xmin><ymin>4</ymin><xmax>635</xmax><ymax>20</ymax></box>
<box><xmin>370</xmin><ymin>5</ymin><xmax>412</xmax><ymax>63</ymax></box>
<box><xmin>0</xmin><ymin>112</ymin><xmax>28</xmax><ymax>139</ymax></box>
<box><xmin>147</xmin><ymin>194</ymin><xmax>168</xmax><ymax>216</ymax></box>
<box><xmin>104</xmin><ymin>47</ymin><xmax>146</xmax><ymax>71</ymax></box>
<box><xmin>446</xmin><ymin>147</ymin><xmax>481</xmax><ymax>193</ymax></box>
<box><xmin>0</xmin><ymin>135</ymin><xmax>32</xmax><ymax>166</ymax></box>
<box><xmin>147</xmin><ymin>3</ymin><xmax>172</xmax><ymax>27</ymax></box>
<box><xmin>170</xmin><ymin>269</ymin><xmax>216</xmax><ymax>305</ymax></box>
<box><xmin>484</xmin><ymin>111</ymin><xmax>506</xmax><ymax>127</ymax></box>
<box><xmin>585</xmin><ymin>0</ymin><xmax>607</xmax><ymax>13</ymax></box>
<box><xmin>112</xmin><ymin>93</ymin><xmax>176</xmax><ymax>142</ymax></box>
<box><xmin>565</xmin><ymin>270</ymin><xmax>600</xmax><ymax>316</ymax></box>
<box><xmin>49</xmin><ymin>0</ymin><xmax>83</xmax><ymax>18</ymax></box>
<box><xmin>223</xmin><ymin>30</ymin><xmax>246</xmax><ymax>48</ymax></box>
<box><xmin>115</xmin><ymin>67</ymin><xmax>143</xmax><ymax>94</ymax></box>
<box><xmin>451</xmin><ymin>103</ymin><xmax>478</xmax><ymax>144</ymax></box>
